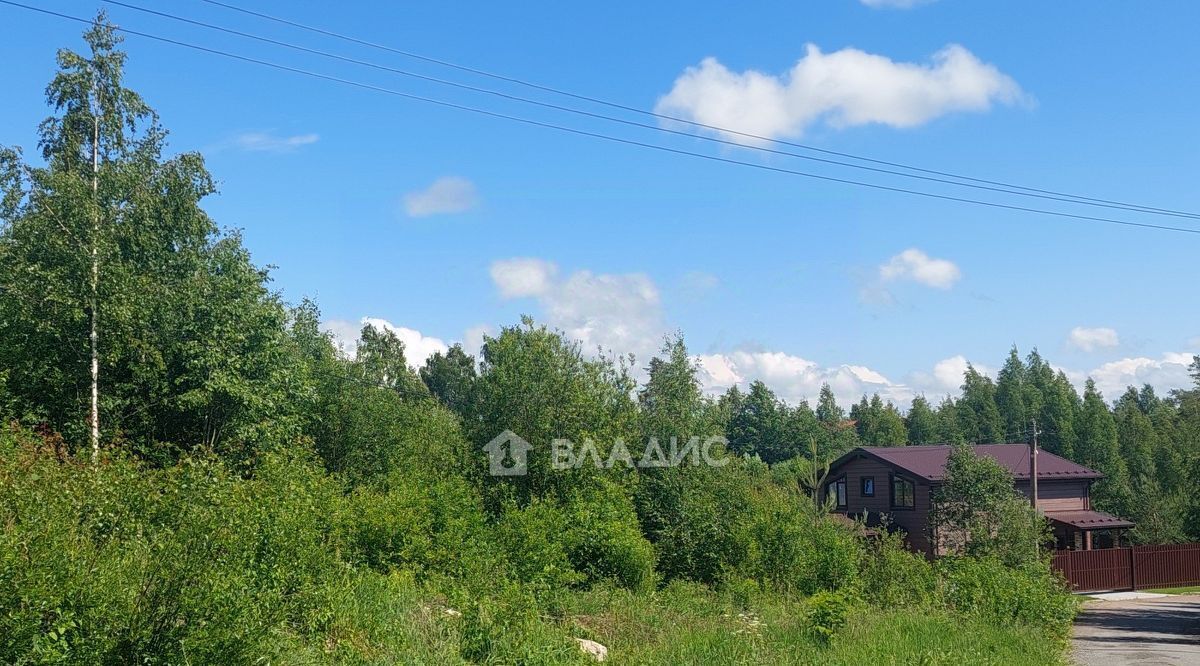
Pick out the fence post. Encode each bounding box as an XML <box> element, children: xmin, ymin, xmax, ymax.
<box><xmin>1129</xmin><ymin>546</ymin><xmax>1137</xmax><ymax>591</ymax></box>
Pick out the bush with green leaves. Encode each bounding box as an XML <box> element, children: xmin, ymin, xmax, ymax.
<box><xmin>635</xmin><ymin>464</ymin><xmax>757</xmax><ymax>585</ymax></box>
<box><xmin>561</xmin><ymin>479</ymin><xmax>657</xmax><ymax>591</ymax></box>
<box><xmin>337</xmin><ymin>470</ymin><xmax>491</xmax><ymax>583</ymax></box>
<box><xmin>860</xmin><ymin>524</ymin><xmax>938</xmax><ymax>608</ymax></box>
<box><xmin>743</xmin><ymin>489</ymin><xmax>864</xmax><ymax>596</ymax></box>
<box><xmin>0</xmin><ymin>431</ymin><xmax>346</xmax><ymax>663</ymax></box>
<box><xmin>937</xmin><ymin>556</ymin><xmax>1079</xmax><ymax>635</ymax></box>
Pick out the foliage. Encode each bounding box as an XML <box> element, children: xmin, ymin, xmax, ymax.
<box><xmin>931</xmin><ymin>444</ymin><xmax>1049</xmax><ymax>566</ymax></box>
<box><xmin>937</xmin><ymin>557</ymin><xmax>1078</xmax><ymax>636</ymax></box>
<box><xmin>743</xmin><ymin>490</ymin><xmax>864</xmax><ymax>596</ymax></box>
<box><xmin>0</xmin><ymin>17</ymin><xmax>305</xmax><ymax>462</ymax></box>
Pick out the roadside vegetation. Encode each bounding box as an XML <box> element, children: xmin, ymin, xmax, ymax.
<box><xmin>2</xmin><ymin>14</ymin><xmax>1197</xmax><ymax>665</ymax></box>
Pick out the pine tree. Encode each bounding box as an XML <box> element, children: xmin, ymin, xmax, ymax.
<box><xmin>1077</xmin><ymin>379</ymin><xmax>1132</xmax><ymax>516</ymax></box>
<box><xmin>906</xmin><ymin>395</ymin><xmax>938</xmax><ymax>444</ymax></box>
<box><xmin>957</xmin><ymin>365</ymin><xmax>1005</xmax><ymax>443</ymax></box>
<box><xmin>995</xmin><ymin>346</ymin><xmax>1029</xmax><ymax>440</ymax></box>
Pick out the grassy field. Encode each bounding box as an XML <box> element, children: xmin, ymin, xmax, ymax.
<box><xmin>446</xmin><ymin>582</ymin><xmax>1071</xmax><ymax>666</ymax></box>
<box><xmin>308</xmin><ymin>578</ymin><xmax>1071</xmax><ymax>665</ymax></box>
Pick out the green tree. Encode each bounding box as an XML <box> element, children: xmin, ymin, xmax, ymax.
<box><xmin>814</xmin><ymin>383</ymin><xmax>859</xmax><ymax>456</ymax></box>
<box><xmin>851</xmin><ymin>394</ymin><xmax>908</xmax><ymax>446</ymax></box>
<box><xmin>906</xmin><ymin>395</ymin><xmax>938</xmax><ymax>444</ymax></box>
<box><xmin>469</xmin><ymin>317</ymin><xmax>636</xmax><ymax>507</ymax></box>
<box><xmin>815</xmin><ymin>383</ymin><xmax>844</xmax><ymax>425</ymax></box>
<box><xmin>1077</xmin><ymin>379</ymin><xmax>1132</xmax><ymax>517</ymax></box>
<box><xmin>1036</xmin><ymin>369</ymin><xmax>1080</xmax><ymax>460</ymax></box>
<box><xmin>420</xmin><ymin>344</ymin><xmax>478</xmax><ymax>416</ymax></box>
<box><xmin>957</xmin><ymin>365</ymin><xmax>1005</xmax><ymax>444</ymax></box>
<box><xmin>781</xmin><ymin>400</ymin><xmax>824</xmax><ymax>463</ymax></box>
<box><xmin>0</xmin><ymin>17</ymin><xmax>306</xmax><ymax>462</ymax></box>
<box><xmin>995</xmin><ymin>346</ymin><xmax>1031</xmax><ymax>440</ymax></box>
<box><xmin>931</xmin><ymin>444</ymin><xmax>1048</xmax><ymax>566</ymax></box>
<box><xmin>727</xmin><ymin>380</ymin><xmax>785</xmax><ymax>461</ymax></box>
<box><xmin>354</xmin><ymin>324</ymin><xmax>429</xmax><ymax>401</ymax></box>
<box><xmin>933</xmin><ymin>397</ymin><xmax>966</xmax><ymax>444</ymax></box>
<box><xmin>638</xmin><ymin>334</ymin><xmax>709</xmax><ymax>447</ymax></box>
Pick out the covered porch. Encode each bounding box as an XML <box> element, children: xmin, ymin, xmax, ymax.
<box><xmin>1046</xmin><ymin>509</ymin><xmax>1135</xmax><ymax>550</ymax></box>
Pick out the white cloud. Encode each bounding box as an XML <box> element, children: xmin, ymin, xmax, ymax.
<box><xmin>490</xmin><ymin>258</ymin><xmax>558</xmax><ymax>299</ymax></box>
<box><xmin>905</xmin><ymin>354</ymin><xmax>994</xmax><ymax>397</ymax></box>
<box><xmin>1085</xmin><ymin>353</ymin><xmax>1196</xmax><ymax>400</ymax></box>
<box><xmin>403</xmin><ymin>176</ymin><xmax>480</xmax><ymax>218</ymax></box>
<box><xmin>1067</xmin><ymin>326</ymin><xmax>1120</xmax><ymax>352</ymax></box>
<box><xmin>696</xmin><ymin>350</ymin><xmax>915</xmax><ymax>407</ymax></box>
<box><xmin>860</xmin><ymin>0</ymin><xmax>934</xmax><ymax>8</ymax></box>
<box><xmin>320</xmin><ymin>317</ymin><xmax>449</xmax><ymax>368</ymax></box>
<box><xmin>490</xmin><ymin>258</ymin><xmax>665</xmax><ymax>363</ymax></box>
<box><xmin>879</xmin><ymin>248</ymin><xmax>962</xmax><ymax>289</ymax></box>
<box><xmin>656</xmin><ymin>44</ymin><xmax>1025</xmax><ymax>143</ymax></box>
<box><xmin>229</xmin><ymin>131</ymin><xmax>319</xmax><ymax>153</ymax></box>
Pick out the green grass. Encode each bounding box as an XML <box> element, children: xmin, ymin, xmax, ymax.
<box><xmin>301</xmin><ymin>579</ymin><xmax>1070</xmax><ymax>665</ymax></box>
<box><xmin>1141</xmin><ymin>585</ymin><xmax>1200</xmax><ymax>595</ymax></box>
<box><xmin>544</xmin><ymin>583</ymin><xmax>1068</xmax><ymax>666</ymax></box>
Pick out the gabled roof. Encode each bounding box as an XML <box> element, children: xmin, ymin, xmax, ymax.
<box><xmin>829</xmin><ymin>444</ymin><xmax>1103</xmax><ymax>482</ymax></box>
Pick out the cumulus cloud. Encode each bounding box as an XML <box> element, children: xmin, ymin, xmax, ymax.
<box><xmin>656</xmin><ymin>44</ymin><xmax>1025</xmax><ymax>143</ymax></box>
<box><xmin>228</xmin><ymin>131</ymin><xmax>319</xmax><ymax>153</ymax></box>
<box><xmin>403</xmin><ymin>176</ymin><xmax>480</xmax><ymax>218</ymax></box>
<box><xmin>696</xmin><ymin>350</ymin><xmax>914</xmax><ymax>406</ymax></box>
<box><xmin>490</xmin><ymin>258</ymin><xmax>559</xmax><ymax>298</ymax></box>
<box><xmin>320</xmin><ymin>317</ymin><xmax>449</xmax><ymax>368</ymax></box>
<box><xmin>490</xmin><ymin>258</ymin><xmax>665</xmax><ymax>362</ymax></box>
<box><xmin>879</xmin><ymin>248</ymin><xmax>962</xmax><ymax>289</ymax></box>
<box><xmin>1067</xmin><ymin>326</ymin><xmax>1120</xmax><ymax>352</ymax></box>
<box><xmin>1085</xmin><ymin>353</ymin><xmax>1196</xmax><ymax>400</ymax></box>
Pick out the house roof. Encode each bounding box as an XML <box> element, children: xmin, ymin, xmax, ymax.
<box><xmin>1044</xmin><ymin>510</ymin><xmax>1134</xmax><ymax>530</ymax></box>
<box><xmin>830</xmin><ymin>444</ymin><xmax>1103</xmax><ymax>482</ymax></box>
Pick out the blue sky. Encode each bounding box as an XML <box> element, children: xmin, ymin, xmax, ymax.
<box><xmin>2</xmin><ymin>0</ymin><xmax>1198</xmax><ymax>406</ymax></box>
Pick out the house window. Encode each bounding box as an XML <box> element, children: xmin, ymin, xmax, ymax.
<box><xmin>826</xmin><ymin>477</ymin><xmax>847</xmax><ymax>509</ymax></box>
<box><xmin>861</xmin><ymin>476</ymin><xmax>875</xmax><ymax>497</ymax></box>
<box><xmin>891</xmin><ymin>475</ymin><xmax>915</xmax><ymax>509</ymax></box>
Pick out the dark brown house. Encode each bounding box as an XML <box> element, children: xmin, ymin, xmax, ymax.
<box><xmin>822</xmin><ymin>444</ymin><xmax>1134</xmax><ymax>555</ymax></box>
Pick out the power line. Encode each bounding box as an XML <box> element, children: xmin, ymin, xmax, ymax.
<box><xmin>5</xmin><ymin>1</ymin><xmax>1200</xmax><ymax>236</ymax></box>
<box><xmin>95</xmin><ymin>0</ymin><xmax>1200</xmax><ymax>221</ymax></box>
<box><xmin>197</xmin><ymin>0</ymin><xmax>1200</xmax><ymax>220</ymax></box>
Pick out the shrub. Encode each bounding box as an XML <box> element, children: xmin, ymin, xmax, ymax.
<box><xmin>635</xmin><ymin>464</ymin><xmax>755</xmax><ymax>584</ymax></box>
<box><xmin>805</xmin><ymin>589</ymin><xmax>855</xmax><ymax>641</ymax></box>
<box><xmin>743</xmin><ymin>489</ymin><xmax>863</xmax><ymax>596</ymax></box>
<box><xmin>937</xmin><ymin>556</ymin><xmax>1078</xmax><ymax>635</ymax></box>
<box><xmin>493</xmin><ymin>500</ymin><xmax>585</xmax><ymax>594</ymax></box>
<box><xmin>0</xmin><ymin>433</ymin><xmax>346</xmax><ymax>663</ymax></box>
<box><xmin>338</xmin><ymin>471</ymin><xmax>490</xmax><ymax>582</ymax></box>
<box><xmin>860</xmin><ymin>525</ymin><xmax>938</xmax><ymax>608</ymax></box>
<box><xmin>561</xmin><ymin>480</ymin><xmax>657</xmax><ymax>591</ymax></box>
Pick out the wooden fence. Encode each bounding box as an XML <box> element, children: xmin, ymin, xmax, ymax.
<box><xmin>1052</xmin><ymin>543</ymin><xmax>1200</xmax><ymax>593</ymax></box>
